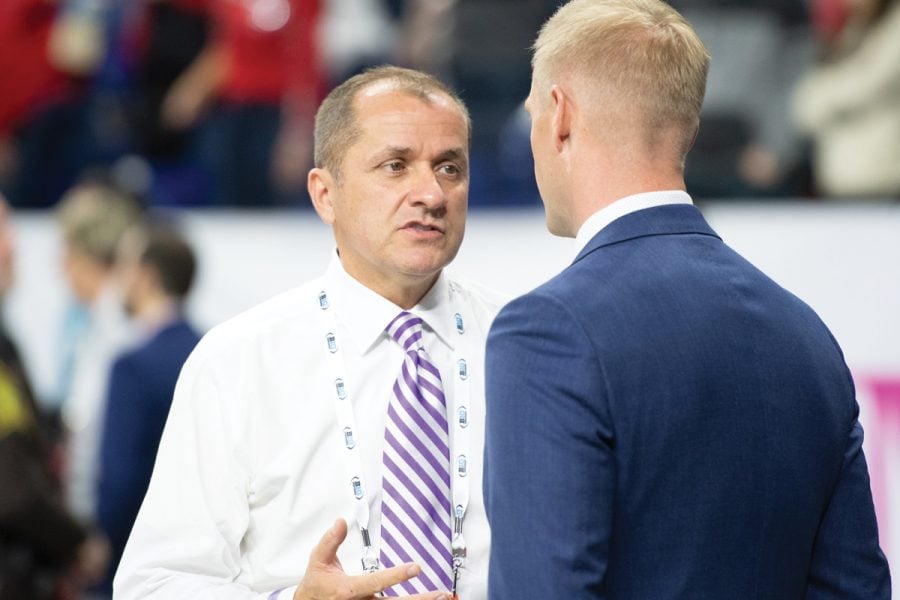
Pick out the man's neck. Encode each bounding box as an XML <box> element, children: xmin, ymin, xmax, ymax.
<box><xmin>369</xmin><ymin>275</ymin><xmax>438</xmax><ymax>310</ymax></box>
<box><xmin>134</xmin><ymin>296</ymin><xmax>179</xmax><ymax>330</ymax></box>
<box><xmin>568</xmin><ymin>129</ymin><xmax>687</xmax><ymax>233</ymax></box>
<box><xmin>337</xmin><ymin>255</ymin><xmax>440</xmax><ymax>310</ymax></box>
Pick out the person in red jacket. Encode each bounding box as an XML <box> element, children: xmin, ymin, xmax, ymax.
<box><xmin>0</xmin><ymin>0</ymin><xmax>90</xmax><ymax>208</ymax></box>
<box><xmin>162</xmin><ymin>0</ymin><xmax>322</xmax><ymax>207</ymax></box>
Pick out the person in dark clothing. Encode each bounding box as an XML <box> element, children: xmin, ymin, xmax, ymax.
<box><xmin>0</xmin><ymin>196</ymin><xmax>107</xmax><ymax>599</ymax></box>
<box><xmin>96</xmin><ymin>220</ymin><xmax>201</xmax><ymax>592</ymax></box>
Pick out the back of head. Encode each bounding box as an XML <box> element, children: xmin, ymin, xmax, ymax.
<box><xmin>533</xmin><ymin>0</ymin><xmax>709</xmax><ymax>157</ymax></box>
<box><xmin>313</xmin><ymin>65</ymin><xmax>471</xmax><ymax>180</ymax></box>
<box><xmin>56</xmin><ymin>182</ymin><xmax>143</xmax><ymax>268</ymax></box>
<box><xmin>138</xmin><ymin>223</ymin><xmax>197</xmax><ymax>301</ymax></box>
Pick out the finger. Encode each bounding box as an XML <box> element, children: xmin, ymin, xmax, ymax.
<box><xmin>402</xmin><ymin>593</ymin><xmax>452</xmax><ymax>600</ymax></box>
<box><xmin>348</xmin><ymin>562</ymin><xmax>423</xmax><ymax>597</ymax></box>
<box><xmin>307</xmin><ymin>518</ymin><xmax>349</xmax><ymax>566</ymax></box>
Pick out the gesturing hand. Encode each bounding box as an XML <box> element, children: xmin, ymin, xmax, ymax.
<box><xmin>294</xmin><ymin>519</ymin><xmax>450</xmax><ymax>600</ymax></box>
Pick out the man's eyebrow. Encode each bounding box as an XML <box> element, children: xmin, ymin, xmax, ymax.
<box><xmin>368</xmin><ymin>146</ymin><xmax>413</xmax><ymax>162</ymax></box>
<box><xmin>435</xmin><ymin>148</ymin><xmax>467</xmax><ymax>163</ymax></box>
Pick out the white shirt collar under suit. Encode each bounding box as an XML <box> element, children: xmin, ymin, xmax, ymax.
<box><xmin>574</xmin><ymin>190</ymin><xmax>694</xmax><ymax>255</ymax></box>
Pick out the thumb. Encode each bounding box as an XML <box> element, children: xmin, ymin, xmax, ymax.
<box><xmin>308</xmin><ymin>518</ymin><xmax>349</xmax><ymax>567</ymax></box>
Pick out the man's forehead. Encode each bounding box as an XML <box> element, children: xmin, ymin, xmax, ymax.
<box><xmin>356</xmin><ymin>80</ymin><xmax>458</xmax><ymax>114</ymax></box>
<box><xmin>342</xmin><ymin>81</ymin><xmax>469</xmax><ymax>164</ymax></box>
<box><xmin>354</xmin><ymin>90</ymin><xmax>466</xmax><ymax>139</ymax></box>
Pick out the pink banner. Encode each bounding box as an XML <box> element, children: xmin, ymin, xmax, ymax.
<box><xmin>857</xmin><ymin>374</ymin><xmax>900</xmax><ymax>588</ymax></box>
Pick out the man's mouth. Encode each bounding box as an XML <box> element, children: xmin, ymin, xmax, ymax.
<box><xmin>404</xmin><ymin>221</ymin><xmax>443</xmax><ymax>234</ymax></box>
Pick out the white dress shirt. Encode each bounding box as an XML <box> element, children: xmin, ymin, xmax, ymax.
<box><xmin>114</xmin><ymin>255</ymin><xmax>506</xmax><ymax>599</ymax></box>
<box><xmin>574</xmin><ymin>190</ymin><xmax>694</xmax><ymax>256</ymax></box>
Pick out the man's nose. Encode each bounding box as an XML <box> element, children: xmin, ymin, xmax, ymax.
<box><xmin>408</xmin><ymin>168</ymin><xmax>446</xmax><ymax>209</ymax></box>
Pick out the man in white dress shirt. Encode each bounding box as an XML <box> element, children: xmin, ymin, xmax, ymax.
<box><xmin>114</xmin><ymin>66</ymin><xmax>504</xmax><ymax>599</ymax></box>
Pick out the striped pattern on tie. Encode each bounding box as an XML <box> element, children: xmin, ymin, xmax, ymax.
<box><xmin>380</xmin><ymin>311</ymin><xmax>453</xmax><ymax>595</ymax></box>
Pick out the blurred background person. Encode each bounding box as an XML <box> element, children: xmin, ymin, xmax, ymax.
<box><xmin>318</xmin><ymin>0</ymin><xmax>397</xmax><ymax>85</ymax></box>
<box><xmin>393</xmin><ymin>0</ymin><xmax>560</xmax><ymax>206</ymax></box>
<box><xmin>95</xmin><ymin>219</ymin><xmax>200</xmax><ymax>596</ymax></box>
<box><xmin>162</xmin><ymin>0</ymin><xmax>323</xmax><ymax>207</ymax></box>
<box><xmin>792</xmin><ymin>0</ymin><xmax>900</xmax><ymax>199</ymax></box>
<box><xmin>0</xmin><ymin>0</ymin><xmax>103</xmax><ymax>208</ymax></box>
<box><xmin>670</xmin><ymin>0</ymin><xmax>815</xmax><ymax>200</ymax></box>
<box><xmin>438</xmin><ymin>0</ymin><xmax>560</xmax><ymax>207</ymax></box>
<box><xmin>111</xmin><ymin>0</ymin><xmax>212</xmax><ymax>206</ymax></box>
<box><xmin>0</xmin><ymin>195</ymin><xmax>108</xmax><ymax>600</ymax></box>
<box><xmin>54</xmin><ymin>181</ymin><xmax>141</xmax><ymax>533</ymax></box>
<box><xmin>2</xmin><ymin>0</ymin><xmax>833</xmax><ymax>209</ymax></box>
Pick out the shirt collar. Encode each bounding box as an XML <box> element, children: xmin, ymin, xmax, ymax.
<box><xmin>574</xmin><ymin>190</ymin><xmax>693</xmax><ymax>255</ymax></box>
<box><xmin>323</xmin><ymin>252</ymin><xmax>456</xmax><ymax>355</ymax></box>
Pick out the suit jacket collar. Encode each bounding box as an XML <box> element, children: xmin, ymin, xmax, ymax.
<box><xmin>573</xmin><ymin>203</ymin><xmax>721</xmax><ymax>265</ymax></box>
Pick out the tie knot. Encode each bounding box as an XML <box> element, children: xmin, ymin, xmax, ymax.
<box><xmin>386</xmin><ymin>311</ymin><xmax>424</xmax><ymax>351</ymax></box>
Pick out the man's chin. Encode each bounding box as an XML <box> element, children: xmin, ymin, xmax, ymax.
<box><xmin>401</xmin><ymin>246</ymin><xmax>460</xmax><ymax>275</ymax></box>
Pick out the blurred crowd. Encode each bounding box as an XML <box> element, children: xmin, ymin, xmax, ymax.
<box><xmin>0</xmin><ymin>0</ymin><xmax>899</xmax><ymax>597</ymax></box>
<box><xmin>1</xmin><ymin>183</ymin><xmax>200</xmax><ymax>599</ymax></box>
<box><xmin>0</xmin><ymin>0</ymin><xmax>898</xmax><ymax>211</ymax></box>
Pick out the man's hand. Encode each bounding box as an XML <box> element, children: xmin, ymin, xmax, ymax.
<box><xmin>294</xmin><ymin>519</ymin><xmax>450</xmax><ymax>600</ymax></box>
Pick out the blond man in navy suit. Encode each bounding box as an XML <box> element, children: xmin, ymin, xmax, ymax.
<box><xmin>484</xmin><ymin>1</ymin><xmax>892</xmax><ymax>598</ymax></box>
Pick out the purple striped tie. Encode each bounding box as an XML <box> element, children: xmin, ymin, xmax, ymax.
<box><xmin>380</xmin><ymin>311</ymin><xmax>453</xmax><ymax>595</ymax></box>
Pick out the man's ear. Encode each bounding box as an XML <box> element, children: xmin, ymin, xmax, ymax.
<box><xmin>550</xmin><ymin>84</ymin><xmax>572</xmax><ymax>152</ymax></box>
<box><xmin>308</xmin><ymin>168</ymin><xmax>336</xmax><ymax>225</ymax></box>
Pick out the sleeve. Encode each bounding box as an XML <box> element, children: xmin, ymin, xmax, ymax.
<box><xmin>805</xmin><ymin>399</ymin><xmax>892</xmax><ymax>599</ymax></box>
<box><xmin>484</xmin><ymin>292</ymin><xmax>615</xmax><ymax>599</ymax></box>
<box><xmin>111</xmin><ymin>343</ymin><xmax>282</xmax><ymax>600</ymax></box>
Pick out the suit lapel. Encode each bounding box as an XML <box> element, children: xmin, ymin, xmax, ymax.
<box><xmin>572</xmin><ymin>204</ymin><xmax>722</xmax><ymax>265</ymax></box>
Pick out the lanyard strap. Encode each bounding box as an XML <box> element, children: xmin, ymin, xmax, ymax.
<box><xmin>449</xmin><ymin>301</ymin><xmax>471</xmax><ymax>571</ymax></box>
<box><xmin>316</xmin><ymin>287</ymin><xmax>473</xmax><ymax>574</ymax></box>
<box><xmin>317</xmin><ymin>290</ymin><xmax>379</xmax><ymax>570</ymax></box>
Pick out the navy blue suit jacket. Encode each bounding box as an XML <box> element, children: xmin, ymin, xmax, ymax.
<box><xmin>97</xmin><ymin>318</ymin><xmax>200</xmax><ymax>589</ymax></box>
<box><xmin>485</xmin><ymin>204</ymin><xmax>890</xmax><ymax>599</ymax></box>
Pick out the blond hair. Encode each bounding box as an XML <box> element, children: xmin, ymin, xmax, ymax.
<box><xmin>56</xmin><ymin>182</ymin><xmax>142</xmax><ymax>266</ymax></box>
<box><xmin>533</xmin><ymin>0</ymin><xmax>709</xmax><ymax>151</ymax></box>
<box><xmin>313</xmin><ymin>65</ymin><xmax>471</xmax><ymax>180</ymax></box>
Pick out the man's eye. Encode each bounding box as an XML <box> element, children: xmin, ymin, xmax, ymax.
<box><xmin>438</xmin><ymin>163</ymin><xmax>461</xmax><ymax>176</ymax></box>
<box><xmin>383</xmin><ymin>161</ymin><xmax>405</xmax><ymax>172</ymax></box>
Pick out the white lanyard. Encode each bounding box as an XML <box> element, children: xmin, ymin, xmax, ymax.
<box><xmin>316</xmin><ymin>286</ymin><xmax>473</xmax><ymax>578</ymax></box>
